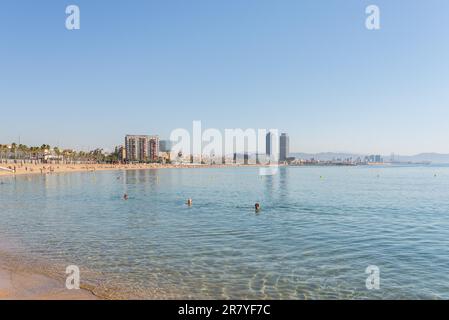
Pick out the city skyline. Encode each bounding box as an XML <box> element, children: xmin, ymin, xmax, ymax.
<box><xmin>1</xmin><ymin>1</ymin><xmax>449</xmax><ymax>155</ymax></box>
<box><xmin>1</xmin><ymin>126</ymin><xmax>449</xmax><ymax>158</ymax></box>
<box><xmin>3</xmin><ymin>136</ymin><xmax>449</xmax><ymax>162</ymax></box>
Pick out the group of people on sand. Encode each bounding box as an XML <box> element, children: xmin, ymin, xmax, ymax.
<box><xmin>39</xmin><ymin>166</ymin><xmax>56</xmax><ymax>174</ymax></box>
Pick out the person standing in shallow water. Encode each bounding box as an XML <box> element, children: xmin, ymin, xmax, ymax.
<box><xmin>186</xmin><ymin>198</ymin><xmax>192</xmax><ymax>206</ymax></box>
<box><xmin>123</xmin><ymin>193</ymin><xmax>128</xmax><ymax>200</ymax></box>
<box><xmin>255</xmin><ymin>203</ymin><xmax>260</xmax><ymax>212</ymax></box>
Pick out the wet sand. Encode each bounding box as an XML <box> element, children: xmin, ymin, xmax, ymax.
<box><xmin>0</xmin><ymin>265</ymin><xmax>97</xmax><ymax>300</ymax></box>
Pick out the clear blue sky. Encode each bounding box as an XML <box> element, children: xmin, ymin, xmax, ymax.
<box><xmin>1</xmin><ymin>0</ymin><xmax>448</xmax><ymax>154</ymax></box>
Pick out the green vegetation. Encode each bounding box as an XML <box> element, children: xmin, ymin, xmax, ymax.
<box><xmin>0</xmin><ymin>143</ymin><xmax>122</xmax><ymax>164</ymax></box>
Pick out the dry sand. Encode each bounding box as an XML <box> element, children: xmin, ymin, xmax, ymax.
<box><xmin>0</xmin><ymin>162</ymin><xmax>262</xmax><ymax>177</ymax></box>
<box><xmin>0</xmin><ymin>163</ymin><xmax>172</xmax><ymax>176</ymax></box>
<box><xmin>0</xmin><ymin>266</ymin><xmax>97</xmax><ymax>300</ymax></box>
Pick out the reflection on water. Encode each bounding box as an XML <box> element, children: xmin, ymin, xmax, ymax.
<box><xmin>1</xmin><ymin>166</ymin><xmax>449</xmax><ymax>299</ymax></box>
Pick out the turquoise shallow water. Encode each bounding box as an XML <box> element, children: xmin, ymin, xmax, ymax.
<box><xmin>1</xmin><ymin>165</ymin><xmax>449</xmax><ymax>299</ymax></box>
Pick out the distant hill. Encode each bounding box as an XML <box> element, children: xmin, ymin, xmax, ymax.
<box><xmin>290</xmin><ymin>152</ymin><xmax>449</xmax><ymax>163</ymax></box>
<box><xmin>394</xmin><ymin>153</ymin><xmax>449</xmax><ymax>164</ymax></box>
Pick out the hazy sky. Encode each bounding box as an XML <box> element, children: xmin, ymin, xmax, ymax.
<box><xmin>1</xmin><ymin>0</ymin><xmax>448</xmax><ymax>154</ymax></box>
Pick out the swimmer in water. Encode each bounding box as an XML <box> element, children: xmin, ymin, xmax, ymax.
<box><xmin>255</xmin><ymin>203</ymin><xmax>260</xmax><ymax>212</ymax></box>
<box><xmin>123</xmin><ymin>193</ymin><xmax>128</xmax><ymax>200</ymax></box>
<box><xmin>186</xmin><ymin>198</ymin><xmax>192</xmax><ymax>206</ymax></box>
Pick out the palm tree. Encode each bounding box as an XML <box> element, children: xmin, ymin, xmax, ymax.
<box><xmin>40</xmin><ymin>144</ymin><xmax>50</xmax><ymax>152</ymax></box>
<box><xmin>0</xmin><ymin>144</ymin><xmax>8</xmax><ymax>162</ymax></box>
<box><xmin>90</xmin><ymin>148</ymin><xmax>105</xmax><ymax>163</ymax></box>
<box><xmin>29</xmin><ymin>146</ymin><xmax>40</xmax><ymax>162</ymax></box>
<box><xmin>62</xmin><ymin>149</ymin><xmax>75</xmax><ymax>164</ymax></box>
<box><xmin>10</xmin><ymin>143</ymin><xmax>18</xmax><ymax>160</ymax></box>
<box><xmin>53</xmin><ymin>147</ymin><xmax>61</xmax><ymax>163</ymax></box>
<box><xmin>18</xmin><ymin>144</ymin><xmax>29</xmax><ymax>160</ymax></box>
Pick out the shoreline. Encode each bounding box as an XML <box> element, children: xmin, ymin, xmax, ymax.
<box><xmin>0</xmin><ymin>162</ymin><xmax>273</xmax><ymax>177</ymax></box>
<box><xmin>0</xmin><ymin>263</ymin><xmax>98</xmax><ymax>300</ymax></box>
<box><xmin>0</xmin><ymin>241</ymin><xmax>100</xmax><ymax>300</ymax></box>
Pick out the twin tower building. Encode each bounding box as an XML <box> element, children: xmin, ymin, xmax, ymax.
<box><xmin>266</xmin><ymin>132</ymin><xmax>290</xmax><ymax>162</ymax></box>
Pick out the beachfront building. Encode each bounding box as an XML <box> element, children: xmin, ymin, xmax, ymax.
<box><xmin>159</xmin><ymin>140</ymin><xmax>172</xmax><ymax>154</ymax></box>
<box><xmin>117</xmin><ymin>145</ymin><xmax>126</xmax><ymax>162</ymax></box>
<box><xmin>159</xmin><ymin>140</ymin><xmax>173</xmax><ymax>163</ymax></box>
<box><xmin>125</xmin><ymin>135</ymin><xmax>160</xmax><ymax>162</ymax></box>
<box><xmin>280</xmin><ymin>133</ymin><xmax>290</xmax><ymax>162</ymax></box>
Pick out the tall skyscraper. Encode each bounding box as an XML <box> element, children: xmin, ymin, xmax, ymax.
<box><xmin>279</xmin><ymin>133</ymin><xmax>289</xmax><ymax>162</ymax></box>
<box><xmin>266</xmin><ymin>132</ymin><xmax>273</xmax><ymax>156</ymax></box>
<box><xmin>125</xmin><ymin>135</ymin><xmax>160</xmax><ymax>162</ymax></box>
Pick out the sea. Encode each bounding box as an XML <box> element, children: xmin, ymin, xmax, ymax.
<box><xmin>1</xmin><ymin>165</ymin><xmax>448</xmax><ymax>299</ymax></box>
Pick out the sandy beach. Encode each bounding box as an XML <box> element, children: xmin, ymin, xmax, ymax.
<box><xmin>0</xmin><ymin>265</ymin><xmax>97</xmax><ymax>300</ymax></box>
<box><xmin>0</xmin><ymin>162</ymin><xmax>259</xmax><ymax>177</ymax></box>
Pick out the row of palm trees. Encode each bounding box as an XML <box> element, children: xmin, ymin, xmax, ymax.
<box><xmin>0</xmin><ymin>143</ymin><xmax>119</xmax><ymax>163</ymax></box>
